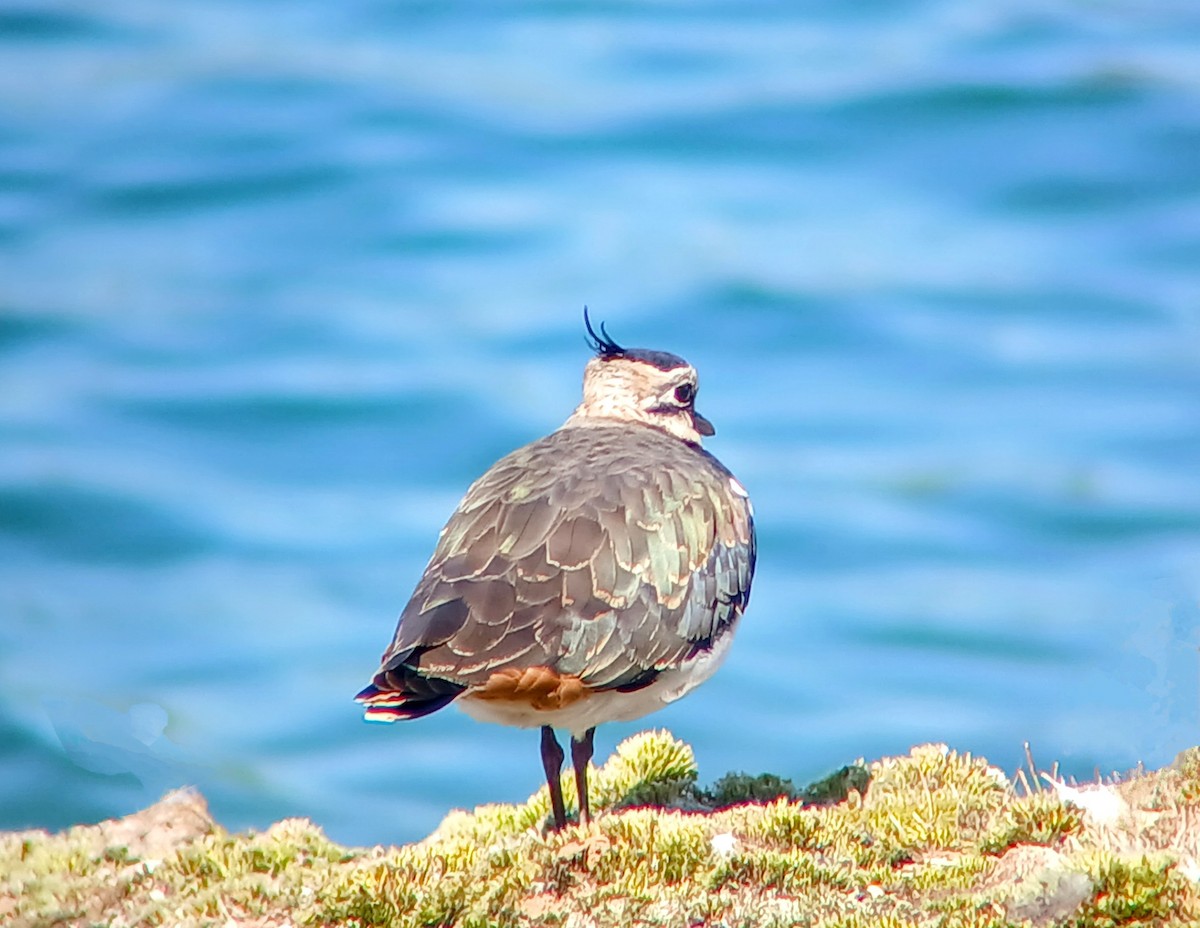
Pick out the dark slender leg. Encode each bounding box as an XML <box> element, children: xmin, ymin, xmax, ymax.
<box><xmin>570</xmin><ymin>727</ymin><xmax>596</xmax><ymax>827</ymax></box>
<box><xmin>540</xmin><ymin>726</ymin><xmax>567</xmax><ymax>830</ymax></box>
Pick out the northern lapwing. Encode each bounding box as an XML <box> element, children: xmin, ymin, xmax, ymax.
<box><xmin>357</xmin><ymin>311</ymin><xmax>756</xmax><ymax>829</ymax></box>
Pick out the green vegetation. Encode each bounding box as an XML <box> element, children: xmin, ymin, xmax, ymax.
<box><xmin>3</xmin><ymin>732</ymin><xmax>1199</xmax><ymax>927</ymax></box>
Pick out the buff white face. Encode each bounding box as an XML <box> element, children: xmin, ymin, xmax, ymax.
<box><xmin>569</xmin><ymin>353</ymin><xmax>715</xmax><ymax>444</ymax></box>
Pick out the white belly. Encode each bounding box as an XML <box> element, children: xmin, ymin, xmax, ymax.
<box><xmin>456</xmin><ymin>629</ymin><xmax>737</xmax><ymax>738</ymax></box>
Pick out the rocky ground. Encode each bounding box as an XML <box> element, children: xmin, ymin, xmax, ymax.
<box><xmin>4</xmin><ymin>730</ymin><xmax>1200</xmax><ymax>927</ymax></box>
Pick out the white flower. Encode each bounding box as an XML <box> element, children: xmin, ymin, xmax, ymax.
<box><xmin>710</xmin><ymin>832</ymin><xmax>739</xmax><ymax>857</ymax></box>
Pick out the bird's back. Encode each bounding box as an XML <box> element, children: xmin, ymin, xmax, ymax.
<box><xmin>359</xmin><ymin>420</ymin><xmax>755</xmax><ymax>722</ymax></box>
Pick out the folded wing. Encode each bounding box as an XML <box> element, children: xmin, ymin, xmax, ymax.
<box><xmin>357</xmin><ymin>424</ymin><xmax>755</xmax><ymax>719</ymax></box>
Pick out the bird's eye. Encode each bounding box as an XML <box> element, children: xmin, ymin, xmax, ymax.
<box><xmin>673</xmin><ymin>383</ymin><xmax>695</xmax><ymax>405</ymax></box>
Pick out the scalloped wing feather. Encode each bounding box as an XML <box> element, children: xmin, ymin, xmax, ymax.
<box><xmin>363</xmin><ymin>422</ymin><xmax>755</xmax><ymax>711</ymax></box>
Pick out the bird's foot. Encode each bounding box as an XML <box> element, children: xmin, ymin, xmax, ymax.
<box><xmin>553</xmin><ymin>829</ymin><xmax>611</xmax><ymax>869</ymax></box>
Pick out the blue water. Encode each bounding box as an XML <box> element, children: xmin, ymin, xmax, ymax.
<box><xmin>2</xmin><ymin>1</ymin><xmax>1200</xmax><ymax>848</ymax></box>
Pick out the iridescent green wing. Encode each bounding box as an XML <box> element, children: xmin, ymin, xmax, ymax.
<box><xmin>372</xmin><ymin>424</ymin><xmax>755</xmax><ymax>691</ymax></box>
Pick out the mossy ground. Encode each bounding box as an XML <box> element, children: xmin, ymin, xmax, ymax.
<box><xmin>4</xmin><ymin>732</ymin><xmax>1200</xmax><ymax>927</ymax></box>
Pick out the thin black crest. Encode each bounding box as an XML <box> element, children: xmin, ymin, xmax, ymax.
<box><xmin>581</xmin><ymin>306</ymin><xmax>690</xmax><ymax>371</ymax></box>
<box><xmin>583</xmin><ymin>306</ymin><xmax>626</xmax><ymax>358</ymax></box>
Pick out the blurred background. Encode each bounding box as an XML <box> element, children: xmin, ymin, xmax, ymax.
<box><xmin>2</xmin><ymin>0</ymin><xmax>1199</xmax><ymax>848</ymax></box>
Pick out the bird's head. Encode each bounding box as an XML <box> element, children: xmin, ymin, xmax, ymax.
<box><xmin>565</xmin><ymin>309</ymin><xmax>715</xmax><ymax>444</ymax></box>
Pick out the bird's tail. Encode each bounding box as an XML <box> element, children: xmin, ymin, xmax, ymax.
<box><xmin>355</xmin><ymin>666</ymin><xmax>465</xmax><ymax>722</ymax></box>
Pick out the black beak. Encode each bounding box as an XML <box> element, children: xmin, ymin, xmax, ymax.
<box><xmin>692</xmin><ymin>410</ymin><xmax>715</xmax><ymax>436</ymax></box>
